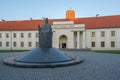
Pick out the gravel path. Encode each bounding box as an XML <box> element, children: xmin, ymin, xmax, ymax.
<box><xmin>0</xmin><ymin>51</ymin><xmax>120</xmax><ymax>80</ymax></box>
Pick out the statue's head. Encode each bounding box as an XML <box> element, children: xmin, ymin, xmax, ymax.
<box><xmin>40</xmin><ymin>18</ymin><xmax>51</xmax><ymax>32</ymax></box>
<box><xmin>45</xmin><ymin>18</ymin><xmax>48</xmax><ymax>24</ymax></box>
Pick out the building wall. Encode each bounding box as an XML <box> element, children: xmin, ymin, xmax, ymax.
<box><xmin>86</xmin><ymin>28</ymin><xmax>120</xmax><ymax>50</ymax></box>
<box><xmin>0</xmin><ymin>27</ymin><xmax>120</xmax><ymax>50</ymax></box>
<box><xmin>0</xmin><ymin>30</ymin><xmax>39</xmax><ymax>50</ymax></box>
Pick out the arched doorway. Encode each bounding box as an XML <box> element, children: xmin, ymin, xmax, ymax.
<box><xmin>59</xmin><ymin>35</ymin><xmax>68</xmax><ymax>49</ymax></box>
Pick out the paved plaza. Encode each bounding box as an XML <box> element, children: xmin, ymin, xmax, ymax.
<box><xmin>0</xmin><ymin>51</ymin><xmax>120</xmax><ymax>80</ymax></box>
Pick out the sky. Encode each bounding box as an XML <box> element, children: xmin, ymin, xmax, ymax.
<box><xmin>0</xmin><ymin>0</ymin><xmax>120</xmax><ymax>21</ymax></box>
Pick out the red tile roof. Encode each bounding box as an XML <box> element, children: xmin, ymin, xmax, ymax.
<box><xmin>75</xmin><ymin>15</ymin><xmax>120</xmax><ymax>29</ymax></box>
<box><xmin>0</xmin><ymin>15</ymin><xmax>120</xmax><ymax>31</ymax></box>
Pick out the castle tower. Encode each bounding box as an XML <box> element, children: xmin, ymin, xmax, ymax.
<box><xmin>66</xmin><ymin>9</ymin><xmax>75</xmax><ymax>20</ymax></box>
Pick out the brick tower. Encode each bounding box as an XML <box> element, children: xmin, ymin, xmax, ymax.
<box><xmin>66</xmin><ymin>9</ymin><xmax>75</xmax><ymax>20</ymax></box>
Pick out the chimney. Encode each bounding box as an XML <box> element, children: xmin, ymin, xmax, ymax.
<box><xmin>29</xmin><ymin>17</ymin><xmax>32</xmax><ymax>21</ymax></box>
<box><xmin>96</xmin><ymin>14</ymin><xmax>99</xmax><ymax>18</ymax></box>
<box><xmin>1</xmin><ymin>19</ymin><xmax>5</xmax><ymax>22</ymax></box>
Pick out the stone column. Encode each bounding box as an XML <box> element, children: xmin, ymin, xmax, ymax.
<box><xmin>77</xmin><ymin>31</ymin><xmax>80</xmax><ymax>49</ymax></box>
<box><xmin>82</xmin><ymin>31</ymin><xmax>86</xmax><ymax>48</ymax></box>
<box><xmin>71</xmin><ymin>31</ymin><xmax>74</xmax><ymax>49</ymax></box>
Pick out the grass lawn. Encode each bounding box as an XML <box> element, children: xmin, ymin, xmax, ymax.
<box><xmin>95</xmin><ymin>50</ymin><xmax>120</xmax><ymax>54</ymax></box>
<box><xmin>0</xmin><ymin>50</ymin><xmax>29</xmax><ymax>53</ymax></box>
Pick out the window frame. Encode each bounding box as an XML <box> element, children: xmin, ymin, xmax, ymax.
<box><xmin>111</xmin><ymin>31</ymin><xmax>115</xmax><ymax>37</ymax></box>
<box><xmin>21</xmin><ymin>42</ymin><xmax>24</xmax><ymax>47</ymax></box>
<box><xmin>91</xmin><ymin>42</ymin><xmax>95</xmax><ymax>47</ymax></box>
<box><xmin>111</xmin><ymin>41</ymin><xmax>115</xmax><ymax>47</ymax></box>
<box><xmin>101</xmin><ymin>41</ymin><xmax>105</xmax><ymax>47</ymax></box>
<box><xmin>101</xmin><ymin>31</ymin><xmax>105</xmax><ymax>37</ymax></box>
<box><xmin>91</xmin><ymin>32</ymin><xmax>95</xmax><ymax>37</ymax></box>
<box><xmin>21</xmin><ymin>33</ymin><xmax>24</xmax><ymax>38</ymax></box>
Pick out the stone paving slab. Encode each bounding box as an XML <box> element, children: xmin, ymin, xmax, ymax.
<box><xmin>0</xmin><ymin>51</ymin><xmax>120</xmax><ymax>80</ymax></box>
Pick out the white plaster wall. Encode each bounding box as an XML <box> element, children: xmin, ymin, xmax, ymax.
<box><xmin>0</xmin><ymin>31</ymin><xmax>11</xmax><ymax>50</ymax></box>
<box><xmin>116</xmin><ymin>29</ymin><xmax>120</xmax><ymax>48</ymax></box>
<box><xmin>86</xmin><ymin>28</ymin><xmax>120</xmax><ymax>50</ymax></box>
<box><xmin>0</xmin><ymin>30</ymin><xmax>39</xmax><ymax>50</ymax></box>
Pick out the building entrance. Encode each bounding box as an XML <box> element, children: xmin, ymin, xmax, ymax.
<box><xmin>62</xmin><ymin>43</ymin><xmax>66</xmax><ymax>48</ymax></box>
<box><xmin>59</xmin><ymin>35</ymin><xmax>67</xmax><ymax>49</ymax></box>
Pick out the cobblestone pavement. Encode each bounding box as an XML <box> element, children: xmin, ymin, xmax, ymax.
<box><xmin>0</xmin><ymin>51</ymin><xmax>120</xmax><ymax>80</ymax></box>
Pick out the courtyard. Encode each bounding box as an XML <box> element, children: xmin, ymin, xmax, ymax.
<box><xmin>0</xmin><ymin>51</ymin><xmax>120</xmax><ymax>80</ymax></box>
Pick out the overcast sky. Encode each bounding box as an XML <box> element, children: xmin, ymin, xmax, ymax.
<box><xmin>0</xmin><ymin>0</ymin><xmax>120</xmax><ymax>20</ymax></box>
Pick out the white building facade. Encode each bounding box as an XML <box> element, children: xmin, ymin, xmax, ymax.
<box><xmin>0</xmin><ymin>20</ymin><xmax>120</xmax><ymax>50</ymax></box>
<box><xmin>0</xmin><ymin>10</ymin><xmax>120</xmax><ymax>50</ymax></box>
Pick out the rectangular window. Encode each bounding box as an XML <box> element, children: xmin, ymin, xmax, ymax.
<box><xmin>6</xmin><ymin>33</ymin><xmax>9</xmax><ymax>38</ymax></box>
<box><xmin>111</xmin><ymin>31</ymin><xmax>115</xmax><ymax>37</ymax></box>
<box><xmin>13</xmin><ymin>42</ymin><xmax>17</xmax><ymax>47</ymax></box>
<box><xmin>0</xmin><ymin>42</ymin><xmax>2</xmax><ymax>47</ymax></box>
<box><xmin>0</xmin><ymin>33</ymin><xmax>2</xmax><ymax>38</ymax></box>
<box><xmin>36</xmin><ymin>33</ymin><xmax>38</xmax><ymax>38</ymax></box>
<box><xmin>91</xmin><ymin>42</ymin><xmax>95</xmax><ymax>47</ymax></box>
<box><xmin>101</xmin><ymin>31</ymin><xmax>105</xmax><ymax>37</ymax></box>
<box><xmin>28</xmin><ymin>42</ymin><xmax>32</xmax><ymax>47</ymax></box>
<box><xmin>91</xmin><ymin>32</ymin><xmax>95</xmax><ymax>37</ymax></box>
<box><xmin>28</xmin><ymin>33</ymin><xmax>31</xmax><ymax>38</ymax></box>
<box><xmin>21</xmin><ymin>42</ymin><xmax>24</xmax><ymax>47</ymax></box>
<box><xmin>21</xmin><ymin>33</ymin><xmax>24</xmax><ymax>38</ymax></box>
<box><xmin>6</xmin><ymin>42</ymin><xmax>9</xmax><ymax>47</ymax></box>
<box><xmin>36</xmin><ymin>42</ymin><xmax>39</xmax><ymax>47</ymax></box>
<box><xmin>101</xmin><ymin>42</ymin><xmax>105</xmax><ymax>47</ymax></box>
<box><xmin>111</xmin><ymin>41</ymin><xmax>115</xmax><ymax>47</ymax></box>
<box><xmin>13</xmin><ymin>33</ymin><xmax>16</xmax><ymax>38</ymax></box>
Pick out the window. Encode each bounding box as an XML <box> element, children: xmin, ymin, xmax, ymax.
<box><xmin>91</xmin><ymin>42</ymin><xmax>95</xmax><ymax>47</ymax></box>
<box><xmin>36</xmin><ymin>33</ymin><xmax>38</xmax><ymax>38</ymax></box>
<box><xmin>28</xmin><ymin>42</ymin><xmax>32</xmax><ymax>47</ymax></box>
<box><xmin>21</xmin><ymin>33</ymin><xmax>24</xmax><ymax>38</ymax></box>
<box><xmin>111</xmin><ymin>31</ymin><xmax>115</xmax><ymax>37</ymax></box>
<box><xmin>91</xmin><ymin>32</ymin><xmax>95</xmax><ymax>37</ymax></box>
<box><xmin>21</xmin><ymin>42</ymin><xmax>24</xmax><ymax>47</ymax></box>
<box><xmin>6</xmin><ymin>33</ymin><xmax>9</xmax><ymax>38</ymax></box>
<box><xmin>13</xmin><ymin>42</ymin><xmax>17</xmax><ymax>47</ymax></box>
<box><xmin>6</xmin><ymin>42</ymin><xmax>9</xmax><ymax>47</ymax></box>
<box><xmin>0</xmin><ymin>42</ymin><xmax>2</xmax><ymax>47</ymax></box>
<box><xmin>111</xmin><ymin>41</ymin><xmax>115</xmax><ymax>47</ymax></box>
<box><xmin>101</xmin><ymin>31</ymin><xmax>105</xmax><ymax>37</ymax></box>
<box><xmin>28</xmin><ymin>33</ymin><xmax>31</xmax><ymax>38</ymax></box>
<box><xmin>0</xmin><ymin>33</ymin><xmax>2</xmax><ymax>38</ymax></box>
<box><xmin>13</xmin><ymin>33</ymin><xmax>16</xmax><ymax>38</ymax></box>
<box><xmin>36</xmin><ymin>42</ymin><xmax>39</xmax><ymax>47</ymax></box>
<box><xmin>101</xmin><ymin>42</ymin><xmax>105</xmax><ymax>47</ymax></box>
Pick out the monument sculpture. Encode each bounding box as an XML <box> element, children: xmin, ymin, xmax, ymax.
<box><xmin>3</xmin><ymin>18</ymin><xmax>83</xmax><ymax>68</ymax></box>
